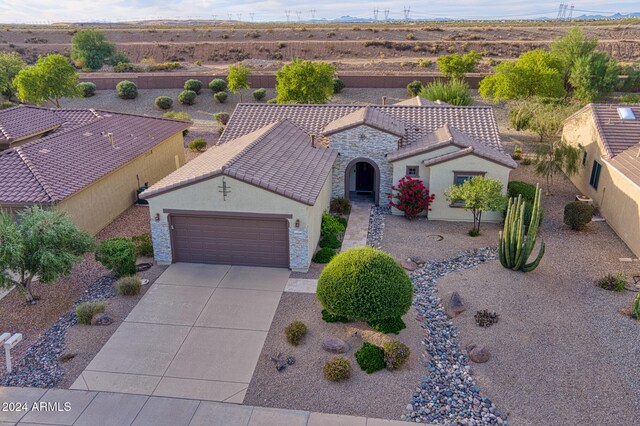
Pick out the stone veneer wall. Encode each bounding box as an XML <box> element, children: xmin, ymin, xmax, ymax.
<box><xmin>328</xmin><ymin>125</ymin><xmax>400</xmax><ymax>204</ymax></box>
<box><xmin>150</xmin><ymin>220</ymin><xmax>172</xmax><ymax>265</ymax></box>
<box><xmin>289</xmin><ymin>227</ymin><xmax>310</xmax><ymax>272</ymax></box>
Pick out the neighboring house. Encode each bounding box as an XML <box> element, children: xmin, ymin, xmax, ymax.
<box><xmin>562</xmin><ymin>104</ymin><xmax>640</xmax><ymax>257</ymax></box>
<box><xmin>0</xmin><ymin>105</ymin><xmax>189</xmax><ymax>234</ymax></box>
<box><xmin>142</xmin><ymin>101</ymin><xmax>515</xmax><ymax>272</ymax></box>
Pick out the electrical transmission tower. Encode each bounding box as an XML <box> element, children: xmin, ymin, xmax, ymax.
<box><xmin>563</xmin><ymin>3</ymin><xmax>569</xmax><ymax>18</ymax></box>
<box><xmin>310</xmin><ymin>9</ymin><xmax>317</xmax><ymax>20</ymax></box>
<box><xmin>296</xmin><ymin>10</ymin><xmax>302</xmax><ymax>21</ymax></box>
<box><xmin>568</xmin><ymin>4</ymin><xmax>574</xmax><ymax>19</ymax></box>
<box><xmin>384</xmin><ymin>8</ymin><xmax>390</xmax><ymax>21</ymax></box>
<box><xmin>227</xmin><ymin>13</ymin><xmax>233</xmax><ymax>21</ymax></box>
<box><xmin>403</xmin><ymin>6</ymin><xmax>411</xmax><ymax>21</ymax></box>
<box><xmin>249</xmin><ymin>13</ymin><xmax>254</xmax><ymax>21</ymax></box>
<box><xmin>373</xmin><ymin>8</ymin><xmax>379</xmax><ymax>20</ymax></box>
<box><xmin>556</xmin><ymin>3</ymin><xmax>564</xmax><ymax>19</ymax></box>
<box><xmin>285</xmin><ymin>10</ymin><xmax>291</xmax><ymax>23</ymax></box>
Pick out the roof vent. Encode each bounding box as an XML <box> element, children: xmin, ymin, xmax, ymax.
<box><xmin>82</xmin><ymin>132</ymin><xmax>93</xmax><ymax>137</ymax></box>
<box><xmin>617</xmin><ymin>107</ymin><xmax>635</xmax><ymax>120</ymax></box>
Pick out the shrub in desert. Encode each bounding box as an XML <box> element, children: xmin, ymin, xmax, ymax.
<box><xmin>319</xmin><ymin>235</ymin><xmax>341</xmax><ymax>250</ymax></box>
<box><xmin>332</xmin><ymin>78</ymin><xmax>345</xmax><ymax>94</ymax></box>
<box><xmin>116</xmin><ymin>276</ymin><xmax>142</xmax><ymax>296</ymax></box>
<box><xmin>214</xmin><ymin>91</ymin><xmax>228</xmax><ymax>103</ymax></box>
<box><xmin>188</xmin><ymin>138</ymin><xmax>207</xmax><ymax>152</ymax></box>
<box><xmin>389</xmin><ymin>176</ymin><xmax>435</xmax><ymax>220</ymax></box>
<box><xmin>77</xmin><ymin>82</ymin><xmax>96</xmax><ymax>97</ymax></box>
<box><xmin>596</xmin><ymin>273</ymin><xmax>626</xmax><ymax>292</ymax></box>
<box><xmin>419</xmin><ymin>79</ymin><xmax>472</xmax><ymax>106</ymax></box>
<box><xmin>320</xmin><ymin>212</ymin><xmax>346</xmax><ymax>238</ymax></box>
<box><xmin>183</xmin><ymin>79</ymin><xmax>203</xmax><ymax>94</ymax></box>
<box><xmin>253</xmin><ymin>88</ymin><xmax>267</xmax><ymax>101</ymax></box>
<box><xmin>70</xmin><ymin>29</ymin><xmax>115</xmax><ymax>70</ymax></box>
<box><xmin>208</xmin><ymin>78</ymin><xmax>227</xmax><ymax>93</ymax></box>
<box><xmin>76</xmin><ymin>301</ymin><xmax>106</xmax><ymax>325</ymax></box>
<box><xmin>132</xmin><ymin>233</ymin><xmax>153</xmax><ymax>257</ymax></box>
<box><xmin>154</xmin><ymin>95</ymin><xmax>173</xmax><ymax>110</ymax></box>
<box><xmin>116</xmin><ymin>80</ymin><xmax>137</xmax><ymax>99</ymax></box>
<box><xmin>0</xmin><ymin>51</ymin><xmax>26</xmax><ymax>100</ymax></box>
<box><xmin>436</xmin><ymin>51</ymin><xmax>481</xmax><ymax>78</ymax></box>
<box><xmin>284</xmin><ymin>321</ymin><xmax>307</xmax><ymax>346</ymax></box>
<box><xmin>275</xmin><ymin>58</ymin><xmax>335</xmax><ymax>104</ymax></box>
<box><xmin>178</xmin><ymin>89</ymin><xmax>197</xmax><ymax>105</ymax></box>
<box><xmin>354</xmin><ymin>342</ymin><xmax>386</xmax><ymax>373</ymax></box>
<box><xmin>329</xmin><ymin>197</ymin><xmax>351</xmax><ymax>215</ymax></box>
<box><xmin>406</xmin><ymin>80</ymin><xmax>423</xmax><ymax>96</ymax></box>
<box><xmin>312</xmin><ymin>247</ymin><xmax>336</xmax><ymax>264</ymax></box>
<box><xmin>317</xmin><ymin>247</ymin><xmax>413</xmax><ymax>327</ymax></box>
<box><xmin>323</xmin><ymin>356</ymin><xmax>351</xmax><ymax>381</ymax></box>
<box><xmin>563</xmin><ymin>201</ymin><xmax>594</xmax><ymax>230</ymax></box>
<box><xmin>213</xmin><ymin>112</ymin><xmax>230</xmax><ymax>125</ymax></box>
<box><xmin>383</xmin><ymin>340</ymin><xmax>410</xmax><ymax>370</ymax></box>
<box><xmin>632</xmin><ymin>293</ymin><xmax>640</xmax><ymax>319</ymax></box>
<box><xmin>95</xmin><ymin>237</ymin><xmax>137</xmax><ymax>277</ymax></box>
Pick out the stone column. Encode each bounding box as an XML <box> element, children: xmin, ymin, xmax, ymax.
<box><xmin>150</xmin><ymin>220</ymin><xmax>172</xmax><ymax>265</ymax></box>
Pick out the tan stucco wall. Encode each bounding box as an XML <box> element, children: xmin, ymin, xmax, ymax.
<box><xmin>563</xmin><ymin>110</ymin><xmax>640</xmax><ymax>257</ymax></box>
<box><xmin>308</xmin><ymin>174</ymin><xmax>332</xmax><ymax>258</ymax></box>
<box><xmin>391</xmin><ymin>148</ymin><xmax>511</xmax><ymax>222</ymax></box>
<box><xmin>58</xmin><ymin>132</ymin><xmax>185</xmax><ymax>235</ymax></box>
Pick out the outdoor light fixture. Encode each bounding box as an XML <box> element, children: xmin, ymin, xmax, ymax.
<box><xmin>295</xmin><ymin>219</ymin><xmax>300</xmax><ymax>228</ymax></box>
<box><xmin>154</xmin><ymin>213</ymin><xmax>160</xmax><ymax>221</ymax></box>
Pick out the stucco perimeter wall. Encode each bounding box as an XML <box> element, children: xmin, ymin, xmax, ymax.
<box><xmin>146</xmin><ymin>174</ymin><xmax>329</xmax><ymax>271</ymax></box>
<box><xmin>563</xmin><ymin>112</ymin><xmax>640</xmax><ymax>257</ymax></box>
<box><xmin>329</xmin><ymin>125</ymin><xmax>400</xmax><ymax>203</ymax></box>
<box><xmin>58</xmin><ymin>132</ymin><xmax>185</xmax><ymax>235</ymax></box>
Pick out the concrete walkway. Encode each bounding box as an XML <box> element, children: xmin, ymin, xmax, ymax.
<box><xmin>340</xmin><ymin>204</ymin><xmax>371</xmax><ymax>252</ymax></box>
<box><xmin>0</xmin><ymin>387</ymin><xmax>410</xmax><ymax>426</ymax></box>
<box><xmin>71</xmin><ymin>264</ymin><xmax>290</xmax><ymax>403</ymax></box>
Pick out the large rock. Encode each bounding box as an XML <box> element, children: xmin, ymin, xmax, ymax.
<box><xmin>91</xmin><ymin>313</ymin><xmax>113</xmax><ymax>326</ymax></box>
<box><xmin>322</xmin><ymin>337</ymin><xmax>350</xmax><ymax>354</ymax></box>
<box><xmin>446</xmin><ymin>291</ymin><xmax>466</xmax><ymax>318</ymax></box>
<box><xmin>401</xmin><ymin>259</ymin><xmax>418</xmax><ymax>271</ymax></box>
<box><xmin>469</xmin><ymin>346</ymin><xmax>491</xmax><ymax>363</ymax></box>
<box><xmin>410</xmin><ymin>256</ymin><xmax>427</xmax><ymax>266</ymax></box>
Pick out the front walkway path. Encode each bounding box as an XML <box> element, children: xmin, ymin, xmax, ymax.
<box><xmin>340</xmin><ymin>203</ymin><xmax>372</xmax><ymax>252</ymax></box>
<box><xmin>0</xmin><ymin>387</ymin><xmax>411</xmax><ymax>425</ymax></box>
<box><xmin>71</xmin><ymin>264</ymin><xmax>290</xmax><ymax>403</ymax></box>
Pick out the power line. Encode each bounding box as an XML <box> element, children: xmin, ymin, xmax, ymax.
<box><xmin>296</xmin><ymin>10</ymin><xmax>302</xmax><ymax>22</ymax></box>
<box><xmin>285</xmin><ymin>10</ymin><xmax>291</xmax><ymax>23</ymax></box>
<box><xmin>310</xmin><ymin>9</ymin><xmax>317</xmax><ymax>20</ymax></box>
<box><xmin>373</xmin><ymin>8</ymin><xmax>379</xmax><ymax>21</ymax></box>
<box><xmin>384</xmin><ymin>8</ymin><xmax>390</xmax><ymax>21</ymax></box>
<box><xmin>403</xmin><ymin>6</ymin><xmax>411</xmax><ymax>21</ymax></box>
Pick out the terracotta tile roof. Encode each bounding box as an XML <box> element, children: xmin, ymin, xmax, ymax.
<box><xmin>323</xmin><ymin>106</ymin><xmax>406</xmax><ymax>137</ymax></box>
<box><xmin>588</xmin><ymin>104</ymin><xmax>640</xmax><ymax>157</ymax></box>
<box><xmin>219</xmin><ymin>104</ymin><xmax>502</xmax><ymax>150</ymax></box>
<box><xmin>0</xmin><ymin>105</ymin><xmax>64</xmax><ymax>145</ymax></box>
<box><xmin>0</xmin><ymin>108</ymin><xmax>190</xmax><ymax>204</ymax></box>
<box><xmin>387</xmin><ymin>124</ymin><xmax>517</xmax><ymax>168</ymax></box>
<box><xmin>143</xmin><ymin>119</ymin><xmax>337</xmax><ymax>206</ymax></box>
<box><xmin>394</xmin><ymin>96</ymin><xmax>450</xmax><ymax>107</ymax></box>
<box><xmin>607</xmin><ymin>143</ymin><xmax>640</xmax><ymax>186</ymax></box>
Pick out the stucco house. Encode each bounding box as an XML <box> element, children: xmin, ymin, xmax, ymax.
<box><xmin>142</xmin><ymin>101</ymin><xmax>515</xmax><ymax>272</ymax></box>
<box><xmin>0</xmin><ymin>105</ymin><xmax>189</xmax><ymax>234</ymax></box>
<box><xmin>562</xmin><ymin>103</ymin><xmax>640</xmax><ymax>257</ymax></box>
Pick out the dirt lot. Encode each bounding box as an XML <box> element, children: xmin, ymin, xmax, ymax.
<box><xmin>2</xmin><ymin>21</ymin><xmax>639</xmax><ymax>72</ymax></box>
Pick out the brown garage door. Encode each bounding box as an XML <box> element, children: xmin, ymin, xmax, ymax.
<box><xmin>169</xmin><ymin>214</ymin><xmax>289</xmax><ymax>268</ymax></box>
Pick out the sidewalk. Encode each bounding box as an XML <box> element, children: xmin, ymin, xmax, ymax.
<box><xmin>0</xmin><ymin>387</ymin><xmax>410</xmax><ymax>425</ymax></box>
<box><xmin>340</xmin><ymin>204</ymin><xmax>371</xmax><ymax>252</ymax></box>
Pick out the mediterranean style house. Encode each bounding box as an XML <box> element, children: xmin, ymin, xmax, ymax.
<box><xmin>0</xmin><ymin>105</ymin><xmax>189</xmax><ymax>234</ymax></box>
<box><xmin>562</xmin><ymin>103</ymin><xmax>640</xmax><ymax>258</ymax></box>
<box><xmin>142</xmin><ymin>101</ymin><xmax>516</xmax><ymax>272</ymax></box>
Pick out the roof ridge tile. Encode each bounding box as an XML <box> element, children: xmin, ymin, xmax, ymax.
<box><xmin>14</xmin><ymin>147</ymin><xmax>57</xmax><ymax>202</ymax></box>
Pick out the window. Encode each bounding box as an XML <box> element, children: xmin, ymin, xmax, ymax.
<box><xmin>582</xmin><ymin>150</ymin><xmax>587</xmax><ymax>167</ymax></box>
<box><xmin>453</xmin><ymin>171</ymin><xmax>485</xmax><ymax>186</ymax></box>
<box><xmin>589</xmin><ymin>160</ymin><xmax>602</xmax><ymax>190</ymax></box>
<box><xmin>406</xmin><ymin>166</ymin><xmax>419</xmax><ymax>177</ymax></box>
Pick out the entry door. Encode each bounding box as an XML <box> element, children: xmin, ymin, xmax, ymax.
<box><xmin>355</xmin><ymin>162</ymin><xmax>374</xmax><ymax>192</ymax></box>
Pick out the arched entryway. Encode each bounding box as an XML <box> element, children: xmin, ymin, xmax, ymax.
<box><xmin>344</xmin><ymin>158</ymin><xmax>380</xmax><ymax>205</ymax></box>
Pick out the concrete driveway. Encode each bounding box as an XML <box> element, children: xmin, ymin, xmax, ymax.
<box><xmin>71</xmin><ymin>264</ymin><xmax>290</xmax><ymax>403</ymax></box>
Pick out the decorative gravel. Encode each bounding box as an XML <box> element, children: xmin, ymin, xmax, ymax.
<box><xmin>0</xmin><ymin>276</ymin><xmax>117</xmax><ymax>388</ymax></box>
<box><xmin>367</xmin><ymin>205</ymin><xmax>389</xmax><ymax>248</ymax></box>
<box><xmin>403</xmin><ymin>247</ymin><xmax>508</xmax><ymax>425</ymax></box>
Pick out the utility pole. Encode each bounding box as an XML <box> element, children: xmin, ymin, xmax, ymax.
<box><xmin>296</xmin><ymin>10</ymin><xmax>302</xmax><ymax>22</ymax></box>
<box><xmin>373</xmin><ymin>8</ymin><xmax>379</xmax><ymax>21</ymax></box>
<box><xmin>249</xmin><ymin>13</ymin><xmax>254</xmax><ymax>22</ymax></box>
<box><xmin>556</xmin><ymin>3</ymin><xmax>564</xmax><ymax>19</ymax></box>
<box><xmin>403</xmin><ymin>6</ymin><xmax>411</xmax><ymax>21</ymax></box>
<box><xmin>384</xmin><ymin>8</ymin><xmax>390</xmax><ymax>21</ymax></box>
<box><xmin>310</xmin><ymin>9</ymin><xmax>317</xmax><ymax>20</ymax></box>
<box><xmin>228</xmin><ymin>13</ymin><xmax>233</xmax><ymax>21</ymax></box>
<box><xmin>285</xmin><ymin>10</ymin><xmax>291</xmax><ymax>23</ymax></box>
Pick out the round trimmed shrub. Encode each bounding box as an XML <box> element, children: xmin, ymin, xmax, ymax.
<box><xmin>214</xmin><ymin>91</ymin><xmax>228</xmax><ymax>103</ymax></box>
<box><xmin>116</xmin><ymin>276</ymin><xmax>142</xmax><ymax>296</ymax></box>
<box><xmin>383</xmin><ymin>340</ymin><xmax>410</xmax><ymax>370</ymax></box>
<box><xmin>333</xmin><ymin>78</ymin><xmax>345</xmax><ymax>94</ymax></box>
<box><xmin>319</xmin><ymin>235</ymin><xmax>341</xmax><ymax>249</ymax></box>
<box><xmin>323</xmin><ymin>356</ymin><xmax>351</xmax><ymax>382</ymax></box>
<box><xmin>564</xmin><ymin>201</ymin><xmax>594</xmax><ymax>230</ymax></box>
<box><xmin>213</xmin><ymin>112</ymin><xmax>230</xmax><ymax>125</ymax></box>
<box><xmin>77</xmin><ymin>82</ymin><xmax>96</xmax><ymax>97</ymax></box>
<box><xmin>507</xmin><ymin>181</ymin><xmax>537</xmax><ymax>202</ymax></box>
<box><xmin>354</xmin><ymin>342</ymin><xmax>386</xmax><ymax>374</ymax></box>
<box><xmin>154</xmin><ymin>95</ymin><xmax>173</xmax><ymax>110</ymax></box>
<box><xmin>253</xmin><ymin>88</ymin><xmax>267</xmax><ymax>100</ymax></box>
<box><xmin>284</xmin><ymin>321</ymin><xmax>307</xmax><ymax>346</ymax></box>
<box><xmin>183</xmin><ymin>79</ymin><xmax>203</xmax><ymax>94</ymax></box>
<box><xmin>317</xmin><ymin>247</ymin><xmax>413</xmax><ymax>322</ymax></box>
<box><xmin>367</xmin><ymin>316</ymin><xmax>406</xmax><ymax>334</ymax></box>
<box><xmin>312</xmin><ymin>247</ymin><xmax>335</xmax><ymax>264</ymax></box>
<box><xmin>406</xmin><ymin>80</ymin><xmax>423</xmax><ymax>96</ymax></box>
<box><xmin>188</xmin><ymin>138</ymin><xmax>207</xmax><ymax>152</ymax></box>
<box><xmin>116</xmin><ymin>80</ymin><xmax>137</xmax><ymax>99</ymax></box>
<box><xmin>208</xmin><ymin>78</ymin><xmax>227</xmax><ymax>93</ymax></box>
<box><xmin>95</xmin><ymin>237</ymin><xmax>137</xmax><ymax>276</ymax></box>
<box><xmin>178</xmin><ymin>89</ymin><xmax>197</xmax><ymax>105</ymax></box>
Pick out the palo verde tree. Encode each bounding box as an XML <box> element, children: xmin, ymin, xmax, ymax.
<box><xmin>550</xmin><ymin>26</ymin><xmax>598</xmax><ymax>90</ymax></box>
<box><xmin>0</xmin><ymin>51</ymin><xmax>26</xmax><ymax>100</ymax></box>
<box><xmin>0</xmin><ymin>207</ymin><xmax>95</xmax><ymax>304</ymax></box>
<box><xmin>70</xmin><ymin>29</ymin><xmax>116</xmax><ymax>70</ymax></box>
<box><xmin>436</xmin><ymin>51</ymin><xmax>482</xmax><ymax>79</ymax></box>
<box><xmin>275</xmin><ymin>58</ymin><xmax>335</xmax><ymax>104</ymax></box>
<box><xmin>444</xmin><ymin>176</ymin><xmax>505</xmax><ymax>236</ymax></box>
<box><xmin>227</xmin><ymin>63</ymin><xmax>251</xmax><ymax>102</ymax></box>
<box><xmin>13</xmin><ymin>54</ymin><xmax>80</xmax><ymax>107</ymax></box>
<box><xmin>569</xmin><ymin>51</ymin><xmax>619</xmax><ymax>102</ymax></box>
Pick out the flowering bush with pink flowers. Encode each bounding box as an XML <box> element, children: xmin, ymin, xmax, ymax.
<box><xmin>388</xmin><ymin>176</ymin><xmax>435</xmax><ymax>220</ymax></box>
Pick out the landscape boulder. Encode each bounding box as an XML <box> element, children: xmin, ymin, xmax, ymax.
<box><xmin>446</xmin><ymin>291</ymin><xmax>466</xmax><ymax>317</ymax></box>
<box><xmin>322</xmin><ymin>337</ymin><xmax>350</xmax><ymax>354</ymax></box>
<box><xmin>401</xmin><ymin>258</ymin><xmax>418</xmax><ymax>271</ymax></box>
<box><xmin>410</xmin><ymin>256</ymin><xmax>427</xmax><ymax>266</ymax></box>
<box><xmin>468</xmin><ymin>345</ymin><xmax>491</xmax><ymax>363</ymax></box>
<box><xmin>91</xmin><ymin>313</ymin><xmax>114</xmax><ymax>326</ymax></box>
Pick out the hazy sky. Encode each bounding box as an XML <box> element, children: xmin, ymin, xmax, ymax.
<box><xmin>1</xmin><ymin>1</ymin><xmax>638</xmax><ymax>24</ymax></box>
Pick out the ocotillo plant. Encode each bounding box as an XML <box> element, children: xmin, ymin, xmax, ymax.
<box><xmin>498</xmin><ymin>184</ymin><xmax>545</xmax><ymax>272</ymax></box>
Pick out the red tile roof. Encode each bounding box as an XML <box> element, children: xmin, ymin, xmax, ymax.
<box><xmin>588</xmin><ymin>104</ymin><xmax>640</xmax><ymax>157</ymax></box>
<box><xmin>323</xmin><ymin>106</ymin><xmax>406</xmax><ymax>137</ymax></box>
<box><xmin>0</xmin><ymin>105</ymin><xmax>64</xmax><ymax>145</ymax></box>
<box><xmin>0</xmin><ymin>107</ymin><xmax>190</xmax><ymax>204</ymax></box>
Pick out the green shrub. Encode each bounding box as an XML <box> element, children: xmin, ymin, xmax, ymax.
<box><xmin>183</xmin><ymin>79</ymin><xmax>203</xmax><ymax>94</ymax></box>
<box><xmin>509</xmin><ymin>104</ymin><xmax>533</xmax><ymax>131</ymax></box>
<box><xmin>321</xmin><ymin>308</ymin><xmax>350</xmax><ymax>323</ymax></box>
<box><xmin>313</xmin><ymin>247</ymin><xmax>336</xmax><ymax>264</ymax></box>
<box><xmin>468</xmin><ymin>228</ymin><xmax>480</xmax><ymax>237</ymax></box>
<box><xmin>154</xmin><ymin>95</ymin><xmax>173</xmax><ymax>110</ymax></box>
<box><xmin>333</xmin><ymin>78</ymin><xmax>345</xmax><ymax>93</ymax></box>
<box><xmin>323</xmin><ymin>356</ymin><xmax>351</xmax><ymax>381</ymax></box>
<box><xmin>214</xmin><ymin>91</ymin><xmax>228</xmax><ymax>103</ymax></box>
<box><xmin>383</xmin><ymin>340</ymin><xmax>410</xmax><ymax>370</ymax></box>
<box><xmin>113</xmin><ymin>63</ymin><xmax>144</xmax><ymax>72</ymax></box>
<box><xmin>109</xmin><ymin>51</ymin><xmax>130</xmax><ymax>66</ymax></box>
<box><xmin>188</xmin><ymin>138</ymin><xmax>207</xmax><ymax>152</ymax></box>
<box><xmin>632</xmin><ymin>292</ymin><xmax>640</xmax><ymax>319</ymax></box>
<box><xmin>330</xmin><ymin>197</ymin><xmax>351</xmax><ymax>214</ymax></box>
<box><xmin>512</xmin><ymin>147</ymin><xmax>523</xmax><ymax>160</ymax></box>
<box><xmin>77</xmin><ymin>82</ymin><xmax>96</xmax><ymax>97</ymax></box>
<box><xmin>355</xmin><ymin>342</ymin><xmax>386</xmax><ymax>373</ymax></box>
<box><xmin>319</xmin><ymin>235</ymin><xmax>341</xmax><ymax>249</ymax></box>
<box><xmin>213</xmin><ymin>112</ymin><xmax>230</xmax><ymax>125</ymax></box>
<box><xmin>597</xmin><ymin>273</ymin><xmax>626</xmax><ymax>292</ymax></box>
<box><xmin>406</xmin><ymin>80</ymin><xmax>423</xmax><ymax>96</ymax></box>
<box><xmin>116</xmin><ymin>275</ymin><xmax>141</xmax><ymax>296</ymax></box>
<box><xmin>620</xmin><ymin>94</ymin><xmax>640</xmax><ymax>104</ymax></box>
<box><xmin>321</xmin><ymin>212</ymin><xmax>346</xmax><ymax>238</ymax></box>
<box><xmin>507</xmin><ymin>181</ymin><xmax>537</xmax><ymax>202</ymax></box>
<box><xmin>116</xmin><ymin>80</ymin><xmax>137</xmax><ymax>99</ymax></box>
<box><xmin>563</xmin><ymin>201</ymin><xmax>594</xmax><ymax>230</ymax></box>
<box><xmin>178</xmin><ymin>89</ymin><xmax>197</xmax><ymax>105</ymax></box>
<box><xmin>284</xmin><ymin>321</ymin><xmax>307</xmax><ymax>346</ymax></box>
<box><xmin>317</xmin><ymin>247</ymin><xmax>413</xmax><ymax>322</ymax></box>
<box><xmin>253</xmin><ymin>88</ymin><xmax>267</xmax><ymax>100</ymax></box>
<box><xmin>146</xmin><ymin>61</ymin><xmax>183</xmax><ymax>72</ymax></box>
<box><xmin>521</xmin><ymin>157</ymin><xmax>532</xmax><ymax>166</ymax></box>
<box><xmin>267</xmin><ymin>98</ymin><xmax>278</xmax><ymax>104</ymax></box>
<box><xmin>335</xmin><ymin>215</ymin><xmax>347</xmax><ymax>228</ymax></box>
<box><xmin>132</xmin><ymin>233</ymin><xmax>154</xmax><ymax>257</ymax></box>
<box><xmin>0</xmin><ymin>101</ymin><xmax>17</xmax><ymax>110</ymax></box>
<box><xmin>209</xmin><ymin>78</ymin><xmax>227</xmax><ymax>93</ymax></box>
<box><xmin>419</xmin><ymin>79</ymin><xmax>472</xmax><ymax>106</ymax></box>
<box><xmin>76</xmin><ymin>301</ymin><xmax>106</xmax><ymax>325</ymax></box>
<box><xmin>367</xmin><ymin>317</ymin><xmax>406</xmax><ymax>334</ymax></box>
<box><xmin>163</xmin><ymin>111</ymin><xmax>191</xmax><ymax>121</ymax></box>
<box><xmin>95</xmin><ymin>237</ymin><xmax>137</xmax><ymax>276</ymax></box>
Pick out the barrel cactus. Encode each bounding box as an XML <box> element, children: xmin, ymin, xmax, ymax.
<box><xmin>498</xmin><ymin>184</ymin><xmax>545</xmax><ymax>272</ymax></box>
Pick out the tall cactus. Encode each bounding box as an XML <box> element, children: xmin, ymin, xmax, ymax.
<box><xmin>498</xmin><ymin>184</ymin><xmax>545</xmax><ymax>272</ymax></box>
<box><xmin>632</xmin><ymin>292</ymin><xmax>640</xmax><ymax>320</ymax></box>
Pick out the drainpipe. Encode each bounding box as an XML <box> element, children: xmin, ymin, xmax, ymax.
<box><xmin>381</xmin><ymin>96</ymin><xmax>387</xmax><ymax>105</ymax></box>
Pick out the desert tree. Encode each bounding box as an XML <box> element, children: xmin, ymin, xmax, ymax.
<box><xmin>444</xmin><ymin>176</ymin><xmax>505</xmax><ymax>235</ymax></box>
<box><xmin>0</xmin><ymin>51</ymin><xmax>26</xmax><ymax>100</ymax></box>
<box><xmin>436</xmin><ymin>51</ymin><xmax>482</xmax><ymax>79</ymax></box>
<box><xmin>13</xmin><ymin>54</ymin><xmax>80</xmax><ymax>107</ymax></box>
<box><xmin>70</xmin><ymin>29</ymin><xmax>116</xmax><ymax>70</ymax></box>
<box><xmin>275</xmin><ymin>58</ymin><xmax>335</xmax><ymax>104</ymax></box>
<box><xmin>227</xmin><ymin>63</ymin><xmax>251</xmax><ymax>102</ymax></box>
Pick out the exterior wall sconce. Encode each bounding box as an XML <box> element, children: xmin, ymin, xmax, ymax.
<box><xmin>295</xmin><ymin>219</ymin><xmax>300</xmax><ymax>228</ymax></box>
<box><xmin>154</xmin><ymin>213</ymin><xmax>160</xmax><ymax>221</ymax></box>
